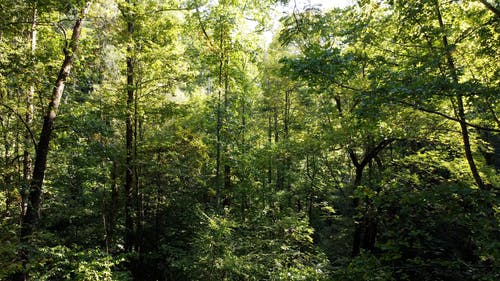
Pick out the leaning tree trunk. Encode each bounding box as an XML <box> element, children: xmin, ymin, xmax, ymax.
<box><xmin>434</xmin><ymin>0</ymin><xmax>487</xmax><ymax>191</ymax></box>
<box><xmin>478</xmin><ymin>0</ymin><xmax>500</xmax><ymax>17</ymax></box>
<box><xmin>14</xmin><ymin>3</ymin><xmax>91</xmax><ymax>281</ymax></box>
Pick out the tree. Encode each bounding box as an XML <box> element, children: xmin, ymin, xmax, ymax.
<box><xmin>13</xmin><ymin>2</ymin><xmax>91</xmax><ymax>280</ymax></box>
<box><xmin>0</xmin><ymin>0</ymin><xmax>497</xmax><ymax>280</ymax></box>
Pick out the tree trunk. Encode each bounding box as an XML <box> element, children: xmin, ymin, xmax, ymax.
<box><xmin>223</xmin><ymin>54</ymin><xmax>231</xmax><ymax>196</ymax></box>
<box><xmin>349</xmin><ymin>139</ymin><xmax>394</xmax><ymax>256</ymax></box>
<box><xmin>267</xmin><ymin>113</ymin><xmax>272</xmax><ymax>189</ymax></box>
<box><xmin>124</xmin><ymin>16</ymin><xmax>136</xmax><ymax>251</ymax></box>
<box><xmin>478</xmin><ymin>0</ymin><xmax>500</xmax><ymax>17</ymax></box>
<box><xmin>351</xmin><ymin>165</ymin><xmax>364</xmax><ymax>257</ymax></box>
<box><xmin>134</xmin><ymin>91</ymin><xmax>142</xmax><ymax>253</ymax></box>
<box><xmin>105</xmin><ymin>160</ymin><xmax>118</xmax><ymax>252</ymax></box>
<box><xmin>284</xmin><ymin>90</ymin><xmax>291</xmax><ymax>193</ymax></box>
<box><xmin>275</xmin><ymin>106</ymin><xmax>284</xmax><ymax>191</ymax></box>
<box><xmin>2</xmin><ymin>115</ymin><xmax>13</xmax><ymax>217</ymax></box>
<box><xmin>435</xmin><ymin>0</ymin><xmax>487</xmax><ymax>191</ymax></box>
<box><xmin>22</xmin><ymin>5</ymin><xmax>37</xmax><ymax>218</ymax></box>
<box><xmin>14</xmin><ymin>3</ymin><xmax>91</xmax><ymax>280</ymax></box>
<box><xmin>216</xmin><ymin>24</ymin><xmax>225</xmax><ymax>211</ymax></box>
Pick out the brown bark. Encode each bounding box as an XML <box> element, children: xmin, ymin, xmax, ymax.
<box><xmin>14</xmin><ymin>3</ymin><xmax>91</xmax><ymax>280</ymax></box>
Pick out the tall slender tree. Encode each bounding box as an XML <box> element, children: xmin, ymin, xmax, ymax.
<box><xmin>14</xmin><ymin>2</ymin><xmax>91</xmax><ymax>280</ymax></box>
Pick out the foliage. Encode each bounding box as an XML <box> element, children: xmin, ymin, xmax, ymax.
<box><xmin>0</xmin><ymin>0</ymin><xmax>498</xmax><ymax>280</ymax></box>
<box><xmin>332</xmin><ymin>253</ymin><xmax>395</xmax><ymax>281</ymax></box>
<box><xmin>182</xmin><ymin>210</ymin><xmax>329</xmax><ymax>281</ymax></box>
<box><xmin>29</xmin><ymin>246</ymin><xmax>130</xmax><ymax>281</ymax></box>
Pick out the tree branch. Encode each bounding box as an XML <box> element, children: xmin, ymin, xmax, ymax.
<box><xmin>398</xmin><ymin>100</ymin><xmax>500</xmax><ymax>133</ymax></box>
<box><xmin>359</xmin><ymin>138</ymin><xmax>395</xmax><ymax>169</ymax></box>
<box><xmin>478</xmin><ymin>0</ymin><xmax>500</xmax><ymax>18</ymax></box>
<box><xmin>195</xmin><ymin>6</ymin><xmax>215</xmax><ymax>51</ymax></box>
<box><xmin>152</xmin><ymin>7</ymin><xmax>190</xmax><ymax>14</ymax></box>
<box><xmin>348</xmin><ymin>148</ymin><xmax>361</xmax><ymax>169</ymax></box>
<box><xmin>0</xmin><ymin>102</ymin><xmax>37</xmax><ymax>151</ymax></box>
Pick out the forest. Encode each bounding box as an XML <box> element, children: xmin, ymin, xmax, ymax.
<box><xmin>0</xmin><ymin>0</ymin><xmax>498</xmax><ymax>280</ymax></box>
